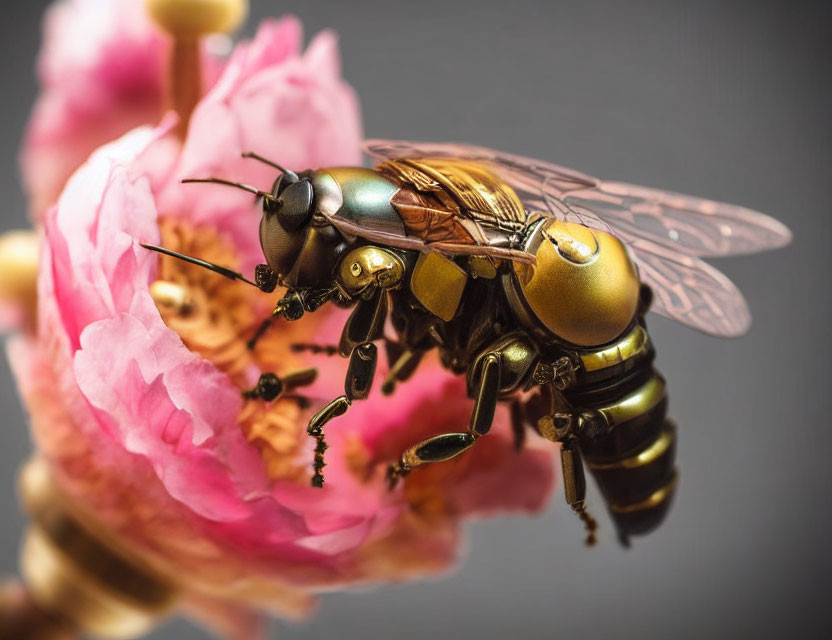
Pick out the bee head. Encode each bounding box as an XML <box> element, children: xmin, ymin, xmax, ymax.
<box><xmin>181</xmin><ymin>156</ymin><xmax>346</xmax><ymax>291</ymax></box>
<box><xmin>258</xmin><ymin>168</ymin><xmax>344</xmax><ymax>289</ymax></box>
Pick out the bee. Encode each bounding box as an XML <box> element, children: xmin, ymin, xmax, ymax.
<box><xmin>143</xmin><ymin>141</ymin><xmax>790</xmax><ymax>545</ymax></box>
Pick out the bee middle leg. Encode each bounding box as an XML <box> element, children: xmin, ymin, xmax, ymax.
<box><xmin>509</xmin><ymin>398</ymin><xmax>527</xmax><ymax>451</ymax></box>
<box><xmin>242</xmin><ymin>368</ymin><xmax>318</xmax><ymax>403</ymax></box>
<box><xmin>291</xmin><ymin>340</ymin><xmax>422</xmax><ymax>396</ymax></box>
<box><xmin>246</xmin><ymin>316</ymin><xmax>275</xmax><ymax>351</ymax></box>
<box><xmin>386</xmin><ymin>352</ymin><xmax>502</xmax><ymax>486</ymax></box>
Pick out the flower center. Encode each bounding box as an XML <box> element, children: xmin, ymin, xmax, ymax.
<box><xmin>150</xmin><ymin>218</ymin><xmax>313</xmax><ymax>481</ymax></box>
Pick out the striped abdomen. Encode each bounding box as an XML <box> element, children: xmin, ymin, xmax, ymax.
<box><xmin>566</xmin><ymin>325</ymin><xmax>678</xmax><ymax>545</ymax></box>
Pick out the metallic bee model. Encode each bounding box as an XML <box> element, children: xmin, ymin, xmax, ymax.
<box><xmin>144</xmin><ymin>141</ymin><xmax>790</xmax><ymax>545</ymax></box>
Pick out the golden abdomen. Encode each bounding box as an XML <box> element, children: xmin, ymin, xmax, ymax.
<box><xmin>509</xmin><ymin>219</ymin><xmax>640</xmax><ymax>347</ymax></box>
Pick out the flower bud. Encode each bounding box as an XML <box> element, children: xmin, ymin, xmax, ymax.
<box><xmin>145</xmin><ymin>0</ymin><xmax>248</xmax><ymax>38</ymax></box>
<box><xmin>0</xmin><ymin>230</ymin><xmax>38</xmax><ymax>321</ymax></box>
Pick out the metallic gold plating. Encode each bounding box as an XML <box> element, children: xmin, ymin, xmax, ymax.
<box><xmin>609</xmin><ymin>470</ymin><xmax>679</xmax><ymax>513</ymax></box>
<box><xmin>595</xmin><ymin>375</ymin><xmax>665</xmax><ymax>427</ymax></box>
<box><xmin>410</xmin><ymin>252</ymin><xmax>468</xmax><ymax>321</ymax></box>
<box><xmin>580</xmin><ymin>325</ymin><xmax>650</xmax><ymax>372</ymax></box>
<box><xmin>19</xmin><ymin>460</ymin><xmax>178</xmax><ymax>639</ymax></box>
<box><xmin>512</xmin><ymin>219</ymin><xmax>640</xmax><ymax>347</ymax></box>
<box><xmin>338</xmin><ymin>246</ymin><xmax>404</xmax><ymax>296</ymax></box>
<box><xmin>379</xmin><ymin>157</ymin><xmax>527</xmax><ymax>226</ymax></box>
<box><xmin>587</xmin><ymin>423</ymin><xmax>675</xmax><ymax>470</ymax></box>
<box><xmin>543</xmin><ymin>220</ymin><xmax>598</xmax><ymax>263</ymax></box>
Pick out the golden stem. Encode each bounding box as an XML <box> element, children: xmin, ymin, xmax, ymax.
<box><xmin>145</xmin><ymin>0</ymin><xmax>249</xmax><ymax>139</ymax></box>
<box><xmin>0</xmin><ymin>230</ymin><xmax>39</xmax><ymax>331</ymax></box>
<box><xmin>16</xmin><ymin>460</ymin><xmax>180</xmax><ymax>640</ymax></box>
<box><xmin>0</xmin><ymin>581</ymin><xmax>78</xmax><ymax>640</ymax></box>
<box><xmin>169</xmin><ymin>38</ymin><xmax>202</xmax><ymax>140</ymax></box>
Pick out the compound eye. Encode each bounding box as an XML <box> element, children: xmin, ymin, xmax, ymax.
<box><xmin>259</xmin><ymin>212</ymin><xmax>305</xmax><ymax>276</ymax></box>
<box><xmin>271</xmin><ymin>171</ymin><xmax>299</xmax><ymax>196</ymax></box>
<box><xmin>277</xmin><ymin>180</ymin><xmax>313</xmax><ymax>231</ymax></box>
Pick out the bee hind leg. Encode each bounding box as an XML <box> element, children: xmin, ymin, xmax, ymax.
<box><xmin>509</xmin><ymin>399</ymin><xmax>526</xmax><ymax>451</ymax></box>
<box><xmin>560</xmin><ymin>438</ymin><xmax>598</xmax><ymax>546</ymax></box>
<box><xmin>387</xmin><ymin>352</ymin><xmax>502</xmax><ymax>487</ymax></box>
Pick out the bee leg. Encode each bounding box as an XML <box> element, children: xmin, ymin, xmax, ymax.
<box><xmin>306</xmin><ymin>342</ymin><xmax>378</xmax><ymax>487</ymax></box>
<box><xmin>291</xmin><ymin>339</ymin><xmax>418</xmax><ymax>392</ymax></box>
<box><xmin>290</xmin><ymin>343</ymin><xmax>340</xmax><ymax>356</ymax></box>
<box><xmin>381</xmin><ymin>348</ymin><xmax>424</xmax><ymax>396</ymax></box>
<box><xmin>386</xmin><ymin>433</ymin><xmax>477</xmax><ymax>488</ymax></box>
<box><xmin>273</xmin><ymin>290</ymin><xmax>306</xmax><ymax>321</ymax></box>
<box><xmin>242</xmin><ymin>372</ymin><xmax>284</xmax><ymax>402</ymax></box>
<box><xmin>242</xmin><ymin>369</ymin><xmax>318</xmax><ymax>402</ymax></box>
<box><xmin>249</xmin><ymin>286</ymin><xmax>340</xmax><ymax>350</ymax></box>
<box><xmin>306</xmin><ymin>292</ymin><xmax>386</xmax><ymax>487</ymax></box>
<box><xmin>540</xmin><ymin>402</ymin><xmax>600</xmax><ymax>546</ymax></box>
<box><xmin>509</xmin><ymin>399</ymin><xmax>526</xmax><ymax>451</ymax></box>
<box><xmin>242</xmin><ymin>265</ymin><xmax>286</xmax><ymax>351</ymax></box>
<box><xmin>387</xmin><ymin>353</ymin><xmax>502</xmax><ymax>487</ymax></box>
<box><xmin>560</xmin><ymin>437</ymin><xmax>598</xmax><ymax>546</ymax></box>
<box><xmin>246</xmin><ymin>316</ymin><xmax>274</xmax><ymax>350</ymax></box>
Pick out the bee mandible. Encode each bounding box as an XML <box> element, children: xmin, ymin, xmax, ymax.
<box><xmin>143</xmin><ymin>141</ymin><xmax>791</xmax><ymax>545</ymax></box>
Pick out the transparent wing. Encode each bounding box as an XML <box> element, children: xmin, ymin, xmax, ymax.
<box><xmin>566</xmin><ymin>181</ymin><xmax>792</xmax><ymax>257</ymax></box>
<box><xmin>364</xmin><ymin>139</ymin><xmax>786</xmax><ymax>337</ymax></box>
<box><xmin>365</xmin><ymin>139</ymin><xmax>615</xmax><ymax>233</ymax></box>
<box><xmin>364</xmin><ymin>139</ymin><xmax>791</xmax><ymax>257</ymax></box>
<box><xmin>629</xmin><ymin>242</ymin><xmax>750</xmax><ymax>337</ymax></box>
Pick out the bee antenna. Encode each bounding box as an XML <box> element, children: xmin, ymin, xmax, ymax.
<box><xmin>241</xmin><ymin>152</ymin><xmax>299</xmax><ymax>182</ymax></box>
<box><xmin>181</xmin><ymin>177</ymin><xmax>276</xmax><ymax>203</ymax></box>
<box><xmin>140</xmin><ymin>243</ymin><xmax>260</xmax><ymax>288</ymax></box>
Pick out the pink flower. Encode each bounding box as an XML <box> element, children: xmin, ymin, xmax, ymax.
<box><xmin>21</xmin><ymin>0</ymin><xmax>169</xmax><ymax>218</ymax></box>
<box><xmin>9</xmin><ymin>5</ymin><xmax>557</xmax><ymax>638</ymax></box>
<box><xmin>20</xmin><ymin>0</ymin><xmax>261</xmax><ymax>220</ymax></box>
<box><xmin>13</xmin><ymin>123</ymin><xmax>554</xmax><ymax>630</ymax></box>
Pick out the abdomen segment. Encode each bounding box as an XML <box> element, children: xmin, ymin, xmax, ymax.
<box><xmin>565</xmin><ymin>326</ymin><xmax>678</xmax><ymax>544</ymax></box>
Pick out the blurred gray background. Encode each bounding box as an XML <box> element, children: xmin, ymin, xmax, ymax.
<box><xmin>1</xmin><ymin>1</ymin><xmax>829</xmax><ymax>638</ymax></box>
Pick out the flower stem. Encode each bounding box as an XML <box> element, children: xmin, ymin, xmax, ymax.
<box><xmin>0</xmin><ymin>581</ymin><xmax>78</xmax><ymax>640</ymax></box>
<box><xmin>144</xmin><ymin>0</ymin><xmax>249</xmax><ymax>139</ymax></box>
<box><xmin>169</xmin><ymin>38</ymin><xmax>202</xmax><ymax>139</ymax></box>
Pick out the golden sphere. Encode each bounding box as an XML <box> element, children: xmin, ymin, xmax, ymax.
<box><xmin>145</xmin><ymin>0</ymin><xmax>248</xmax><ymax>37</ymax></box>
<box><xmin>0</xmin><ymin>230</ymin><xmax>39</xmax><ymax>308</ymax></box>
<box><xmin>512</xmin><ymin>220</ymin><xmax>640</xmax><ymax>347</ymax></box>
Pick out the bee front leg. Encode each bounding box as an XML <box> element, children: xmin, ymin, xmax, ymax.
<box><xmin>245</xmin><ymin>291</ymin><xmax>304</xmax><ymax>352</ymax></box>
<box><xmin>273</xmin><ymin>288</ymin><xmax>332</xmax><ymax>322</ymax></box>
<box><xmin>306</xmin><ymin>290</ymin><xmax>386</xmax><ymax>487</ymax></box>
<box><xmin>307</xmin><ymin>342</ymin><xmax>377</xmax><ymax>487</ymax></box>
<box><xmin>249</xmin><ymin>287</ymin><xmax>339</xmax><ymax>350</ymax></box>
